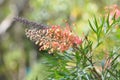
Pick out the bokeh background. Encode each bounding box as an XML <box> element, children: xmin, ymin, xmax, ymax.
<box><xmin>0</xmin><ymin>0</ymin><xmax>120</xmax><ymax>80</ymax></box>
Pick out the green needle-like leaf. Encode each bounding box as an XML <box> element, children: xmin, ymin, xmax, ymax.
<box><xmin>94</xmin><ymin>16</ymin><xmax>99</xmax><ymax>31</ymax></box>
<box><xmin>88</xmin><ymin>20</ymin><xmax>96</xmax><ymax>33</ymax></box>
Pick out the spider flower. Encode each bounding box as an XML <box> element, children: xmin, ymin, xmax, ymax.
<box><xmin>25</xmin><ymin>25</ymin><xmax>82</xmax><ymax>53</ymax></box>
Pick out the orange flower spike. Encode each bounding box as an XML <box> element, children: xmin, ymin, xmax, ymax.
<box><xmin>26</xmin><ymin>23</ymin><xmax>83</xmax><ymax>53</ymax></box>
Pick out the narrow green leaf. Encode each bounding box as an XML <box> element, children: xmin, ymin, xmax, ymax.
<box><xmin>112</xmin><ymin>12</ymin><xmax>116</xmax><ymax>21</ymax></box>
<box><xmin>94</xmin><ymin>16</ymin><xmax>99</xmax><ymax>31</ymax></box>
<box><xmin>99</xmin><ymin>17</ymin><xmax>105</xmax><ymax>32</ymax></box>
<box><xmin>88</xmin><ymin>20</ymin><xmax>96</xmax><ymax>33</ymax></box>
<box><xmin>106</xmin><ymin>13</ymin><xmax>110</xmax><ymax>27</ymax></box>
<box><xmin>107</xmin><ymin>69</ymin><xmax>117</xmax><ymax>79</ymax></box>
<box><xmin>111</xmin><ymin>54</ymin><xmax>120</xmax><ymax>66</ymax></box>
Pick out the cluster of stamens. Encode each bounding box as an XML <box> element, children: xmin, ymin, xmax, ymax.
<box><xmin>14</xmin><ymin>17</ymin><xmax>82</xmax><ymax>53</ymax></box>
<box><xmin>25</xmin><ymin>25</ymin><xmax>82</xmax><ymax>53</ymax></box>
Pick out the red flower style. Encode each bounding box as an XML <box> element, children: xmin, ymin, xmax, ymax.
<box><xmin>73</xmin><ymin>36</ymin><xmax>82</xmax><ymax>45</ymax></box>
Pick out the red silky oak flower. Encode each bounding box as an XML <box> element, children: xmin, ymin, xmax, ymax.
<box><xmin>25</xmin><ymin>24</ymin><xmax>82</xmax><ymax>53</ymax></box>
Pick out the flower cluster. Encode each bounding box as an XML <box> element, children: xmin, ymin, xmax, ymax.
<box><xmin>25</xmin><ymin>25</ymin><xmax>82</xmax><ymax>53</ymax></box>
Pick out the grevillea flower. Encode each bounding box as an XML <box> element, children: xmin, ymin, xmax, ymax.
<box><xmin>25</xmin><ymin>25</ymin><xmax>82</xmax><ymax>53</ymax></box>
<box><xmin>14</xmin><ymin>17</ymin><xmax>82</xmax><ymax>53</ymax></box>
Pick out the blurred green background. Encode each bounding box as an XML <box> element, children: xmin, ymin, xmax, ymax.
<box><xmin>0</xmin><ymin>0</ymin><xmax>120</xmax><ymax>80</ymax></box>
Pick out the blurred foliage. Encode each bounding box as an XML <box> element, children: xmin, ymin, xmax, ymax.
<box><xmin>0</xmin><ymin>0</ymin><xmax>120</xmax><ymax>80</ymax></box>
